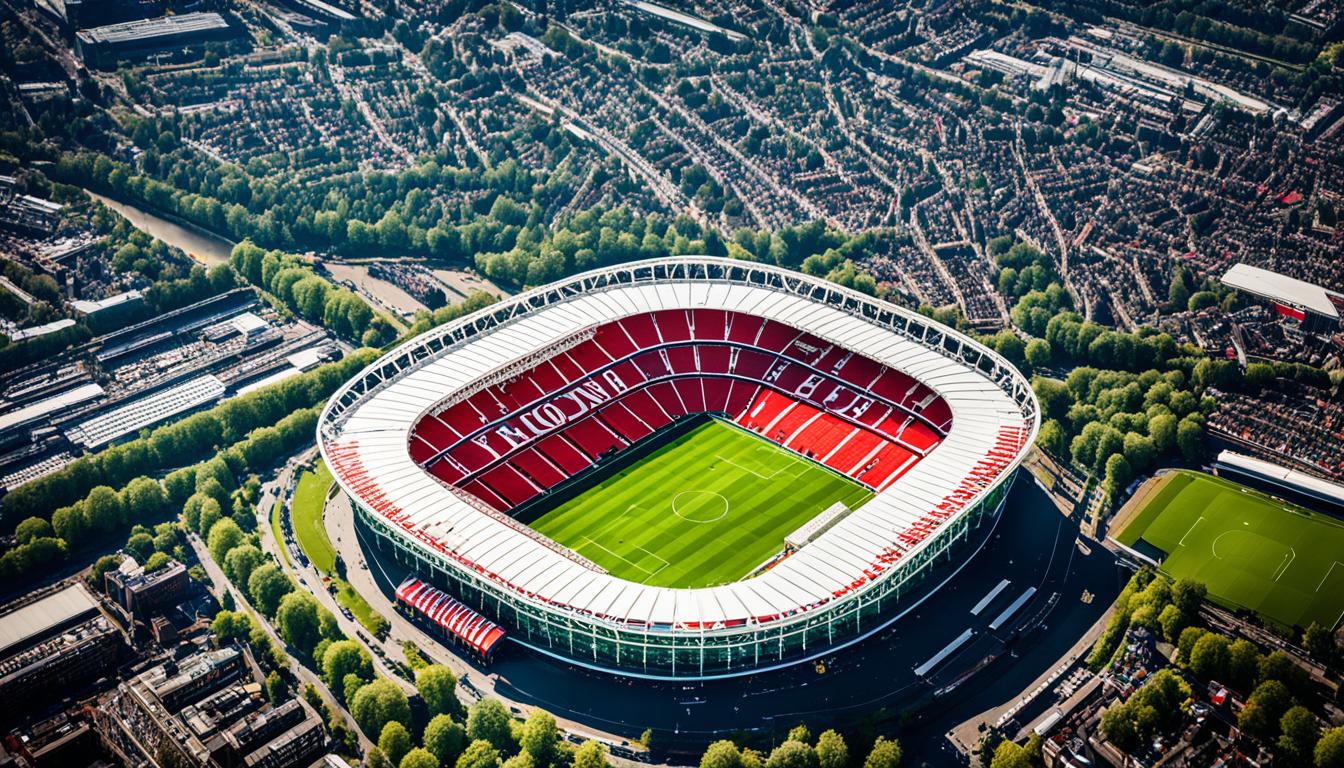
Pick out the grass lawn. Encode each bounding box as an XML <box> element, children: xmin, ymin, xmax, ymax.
<box><xmin>292</xmin><ymin>461</ymin><xmax>337</xmax><ymax>574</ymax></box>
<box><xmin>290</xmin><ymin>460</ymin><xmax>386</xmax><ymax>636</ymax></box>
<box><xmin>1115</xmin><ymin>470</ymin><xmax>1344</xmax><ymax>630</ymax></box>
<box><xmin>528</xmin><ymin>419</ymin><xmax>872</xmax><ymax>589</ymax></box>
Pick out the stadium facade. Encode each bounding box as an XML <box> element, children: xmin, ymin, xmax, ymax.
<box><xmin>319</xmin><ymin>258</ymin><xmax>1039</xmax><ymax>679</ymax></box>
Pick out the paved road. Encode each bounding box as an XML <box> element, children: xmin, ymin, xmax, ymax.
<box><xmin>322</xmin><ymin>474</ymin><xmax>1124</xmax><ymax>764</ymax></box>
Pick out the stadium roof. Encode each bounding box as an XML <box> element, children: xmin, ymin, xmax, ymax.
<box><xmin>0</xmin><ymin>583</ymin><xmax>99</xmax><ymax>659</ymax></box>
<box><xmin>66</xmin><ymin>374</ymin><xmax>225</xmax><ymax>449</ymax></box>
<box><xmin>322</xmin><ymin>258</ymin><xmax>1035</xmax><ymax>629</ymax></box>
<box><xmin>76</xmin><ymin>12</ymin><xmax>229</xmax><ymax>46</ymax></box>
<box><xmin>1221</xmin><ymin>263</ymin><xmax>1343</xmax><ymax>320</ymax></box>
<box><xmin>1216</xmin><ymin>450</ymin><xmax>1344</xmax><ymax>506</ymax></box>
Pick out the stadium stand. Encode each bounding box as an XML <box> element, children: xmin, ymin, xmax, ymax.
<box><xmin>409</xmin><ymin>311</ymin><xmax>953</xmax><ymax>510</ymax></box>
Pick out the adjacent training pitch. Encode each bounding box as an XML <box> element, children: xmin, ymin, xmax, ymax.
<box><xmin>1116</xmin><ymin>470</ymin><xmax>1344</xmax><ymax>630</ymax></box>
<box><xmin>528</xmin><ymin>419</ymin><xmax>873</xmax><ymax>589</ymax></box>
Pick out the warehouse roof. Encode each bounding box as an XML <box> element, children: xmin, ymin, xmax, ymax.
<box><xmin>66</xmin><ymin>375</ymin><xmax>225</xmax><ymax>449</ymax></box>
<box><xmin>76</xmin><ymin>12</ymin><xmax>229</xmax><ymax>46</ymax></box>
<box><xmin>0</xmin><ymin>584</ymin><xmax>100</xmax><ymax>659</ymax></box>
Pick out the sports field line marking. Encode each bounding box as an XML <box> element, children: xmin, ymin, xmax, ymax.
<box><xmin>1273</xmin><ymin>548</ymin><xmax>1296</xmax><ymax>582</ymax></box>
<box><xmin>716</xmin><ymin>454</ymin><xmax>783</xmax><ymax>480</ymax></box>
<box><xmin>1177</xmin><ymin>516</ymin><xmax>1204</xmax><ymax>548</ymax></box>
<box><xmin>1315</xmin><ymin>561</ymin><xmax>1344</xmax><ymax>593</ymax></box>
<box><xmin>579</xmin><ymin>537</ymin><xmax>667</xmax><ymax>580</ymax></box>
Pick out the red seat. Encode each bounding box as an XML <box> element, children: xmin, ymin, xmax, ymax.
<box><xmin>538</xmin><ymin>434</ymin><xmax>593</xmax><ymax>473</ymax></box>
<box><xmin>654</xmin><ymin>310</ymin><xmax>692</xmax><ymax>342</ymax></box>
<box><xmin>691</xmin><ymin>309</ymin><xmax>727</xmax><ymax>340</ymax></box>
<box><xmin>598</xmin><ymin>404</ymin><xmax>652</xmax><ymax>443</ymax></box>
<box><xmin>479</xmin><ymin>464</ymin><xmax>542</xmax><ymax>506</ymax></box>
<box><xmin>462</xmin><ymin>480</ymin><xmax>509</xmax><ymax>511</ymax></box>
<box><xmin>674</xmin><ymin>379</ymin><xmax>705</xmax><ymax>413</ymax></box>
<box><xmin>620</xmin><ymin>314</ymin><xmax>660</xmax><ymax>348</ymax></box>
<box><xmin>595</xmin><ymin>323</ymin><xmax>637</xmax><ymax>359</ymax></box>
<box><xmin>726</xmin><ymin>314</ymin><xmax>763</xmax><ymax>345</ymax></box>
<box><xmin>701</xmin><ymin>378</ymin><xmax>732</xmax><ymax>413</ymax></box>
<box><xmin>564</xmin><ymin>416</ymin><xmax>625</xmax><ymax>457</ymax></box>
<box><xmin>697</xmin><ymin>345</ymin><xmax>731</xmax><ymax>374</ymax></box>
<box><xmin>510</xmin><ymin>448</ymin><xmax>566</xmax><ymax>488</ymax></box>
<box><xmin>755</xmin><ymin>320</ymin><xmax>798</xmax><ymax>352</ymax></box>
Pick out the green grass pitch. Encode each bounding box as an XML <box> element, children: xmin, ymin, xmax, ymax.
<box><xmin>1115</xmin><ymin>470</ymin><xmax>1344</xmax><ymax>630</ymax></box>
<box><xmin>527</xmin><ymin>419</ymin><xmax>874</xmax><ymax>589</ymax></box>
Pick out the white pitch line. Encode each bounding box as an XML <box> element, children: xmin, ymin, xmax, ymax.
<box><xmin>1315</xmin><ymin>561</ymin><xmax>1344</xmax><ymax>593</ymax></box>
<box><xmin>1178</xmin><ymin>516</ymin><xmax>1205</xmax><ymax>548</ymax></box>
<box><xmin>1273</xmin><ymin>548</ymin><xmax>1296</xmax><ymax>582</ymax></box>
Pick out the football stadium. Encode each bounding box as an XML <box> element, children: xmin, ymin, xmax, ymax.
<box><xmin>318</xmin><ymin>258</ymin><xmax>1039</xmax><ymax>679</ymax></box>
<box><xmin>1114</xmin><ymin>470</ymin><xmax>1344</xmax><ymax>631</ymax></box>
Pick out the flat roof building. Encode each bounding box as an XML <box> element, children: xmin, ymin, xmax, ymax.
<box><xmin>75</xmin><ymin>12</ymin><xmax>233</xmax><ymax>68</ymax></box>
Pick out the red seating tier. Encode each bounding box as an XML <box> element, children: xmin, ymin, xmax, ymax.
<box><xmin>413</xmin><ymin>310</ymin><xmax>957</xmax><ymax>508</ymax></box>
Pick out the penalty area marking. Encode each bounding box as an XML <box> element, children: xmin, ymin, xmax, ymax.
<box><xmin>1177</xmin><ymin>516</ymin><xmax>1204</xmax><ymax>548</ymax></box>
<box><xmin>1316</xmin><ymin>561</ymin><xmax>1344</xmax><ymax>593</ymax></box>
<box><xmin>580</xmin><ymin>537</ymin><xmax>669</xmax><ymax>581</ymax></box>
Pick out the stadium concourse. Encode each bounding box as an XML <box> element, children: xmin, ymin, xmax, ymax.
<box><xmin>318</xmin><ymin>258</ymin><xmax>1038</xmax><ymax>679</ymax></box>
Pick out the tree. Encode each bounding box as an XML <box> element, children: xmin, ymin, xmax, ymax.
<box><xmin>1304</xmin><ymin>622</ymin><xmax>1336</xmax><ymax>666</ymax></box>
<box><xmin>366</xmin><ymin>747</ymin><xmax>394</xmax><ymax>768</ymax></box>
<box><xmin>206</xmin><ymin>517</ymin><xmax>243</xmax><ymax>566</ymax></box>
<box><xmin>224</xmin><ymin>544</ymin><xmax>265</xmax><ymax>586</ymax></box>
<box><xmin>1189</xmin><ymin>633</ymin><xmax>1231</xmax><ymax>681</ymax></box>
<box><xmin>15</xmin><ymin>517</ymin><xmax>52</xmax><ymax>544</ymax></box>
<box><xmin>787</xmin><ymin>725</ymin><xmax>812</xmax><ymax>745</ymax></box>
<box><xmin>1228</xmin><ymin>639</ymin><xmax>1262</xmax><ymax>693</ymax></box>
<box><xmin>322</xmin><ymin>640</ymin><xmax>372</xmax><ymax>700</ymax></box>
<box><xmin>520</xmin><ymin>709</ymin><xmax>560</xmax><ymax>766</ymax></box>
<box><xmin>765</xmin><ymin>740</ymin><xmax>817</xmax><ymax>768</ymax></box>
<box><xmin>1279</xmin><ymin>706</ymin><xmax>1321</xmax><ymax>764</ymax></box>
<box><xmin>814</xmin><ymin>730</ymin><xmax>847</xmax><ymax>768</ymax></box>
<box><xmin>1317</xmin><ymin>727</ymin><xmax>1344</xmax><ymax>768</ymax></box>
<box><xmin>456</xmin><ymin>740</ymin><xmax>501</xmax><ymax>768</ymax></box>
<box><xmin>573</xmin><ymin>741</ymin><xmax>609</xmax><ymax>768</ymax></box>
<box><xmin>862</xmin><ymin>737</ymin><xmax>901</xmax><ymax>768</ymax></box>
<box><xmin>401</xmin><ymin>749</ymin><xmax>439</xmax><ymax>768</ymax></box>
<box><xmin>701</xmin><ymin>740</ymin><xmax>744</xmax><ymax>768</ymax></box>
<box><xmin>248</xmin><ymin>563</ymin><xmax>292</xmax><ymax>616</ymax></box>
<box><xmin>126</xmin><ymin>532</ymin><xmax>155</xmax><ymax>563</ymax></box>
<box><xmin>1239</xmin><ymin>680</ymin><xmax>1293</xmax><ymax>742</ymax></box>
<box><xmin>425</xmin><ymin>714</ymin><xmax>468</xmax><ymax>767</ymax></box>
<box><xmin>275</xmin><ymin>592</ymin><xmax>322</xmax><ymax>657</ymax></box>
<box><xmin>84</xmin><ymin>485</ymin><xmax>124</xmax><ymax>533</ymax></box>
<box><xmin>351</xmin><ymin>678</ymin><xmax>411</xmax><ymax>737</ymax></box>
<box><xmin>1025</xmin><ymin>338</ymin><xmax>1052</xmax><ymax>368</ymax></box>
<box><xmin>1176</xmin><ymin>416</ymin><xmax>1203</xmax><ymax>461</ymax></box>
<box><xmin>211</xmin><ymin>609</ymin><xmax>253</xmax><ymax>643</ymax></box>
<box><xmin>379</xmin><ymin>721</ymin><xmax>414</xmax><ymax>766</ymax></box>
<box><xmin>417</xmin><ymin>664</ymin><xmax>459</xmax><ymax>717</ymax></box>
<box><xmin>989</xmin><ymin>737</ymin><xmax>1040</xmax><ymax>768</ymax></box>
<box><xmin>467</xmin><ymin>699</ymin><xmax>515</xmax><ymax>752</ymax></box>
<box><xmin>1171</xmin><ymin>579</ymin><xmax>1206</xmax><ymax>614</ymax></box>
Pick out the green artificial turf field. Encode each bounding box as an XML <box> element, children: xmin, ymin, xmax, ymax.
<box><xmin>1115</xmin><ymin>470</ymin><xmax>1344</xmax><ymax>629</ymax></box>
<box><xmin>527</xmin><ymin>419</ymin><xmax>873</xmax><ymax>589</ymax></box>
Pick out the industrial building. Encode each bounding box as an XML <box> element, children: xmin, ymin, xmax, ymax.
<box><xmin>0</xmin><ymin>584</ymin><xmax>122</xmax><ymax>720</ymax></box>
<box><xmin>75</xmin><ymin>13</ymin><xmax>234</xmax><ymax>68</ymax></box>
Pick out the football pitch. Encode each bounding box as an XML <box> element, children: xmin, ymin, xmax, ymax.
<box><xmin>526</xmin><ymin>419</ymin><xmax>873</xmax><ymax>589</ymax></box>
<box><xmin>1115</xmin><ymin>470</ymin><xmax>1344</xmax><ymax>630</ymax></box>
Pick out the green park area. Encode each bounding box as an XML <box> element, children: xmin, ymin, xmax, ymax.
<box><xmin>290</xmin><ymin>460</ymin><xmax>387</xmax><ymax>636</ymax></box>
